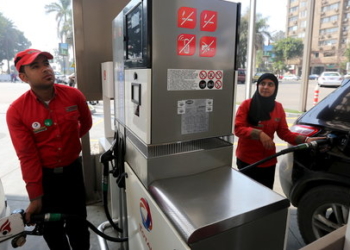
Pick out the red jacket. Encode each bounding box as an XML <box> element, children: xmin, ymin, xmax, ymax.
<box><xmin>6</xmin><ymin>84</ymin><xmax>92</xmax><ymax>200</ymax></box>
<box><xmin>234</xmin><ymin>99</ymin><xmax>305</xmax><ymax>167</ymax></box>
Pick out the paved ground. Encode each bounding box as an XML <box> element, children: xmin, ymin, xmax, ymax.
<box><xmin>0</xmin><ymin>80</ymin><xmax>335</xmax><ymax>249</ymax></box>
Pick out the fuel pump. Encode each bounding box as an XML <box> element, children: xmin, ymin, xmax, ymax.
<box><xmin>105</xmin><ymin>0</ymin><xmax>291</xmax><ymax>250</ymax></box>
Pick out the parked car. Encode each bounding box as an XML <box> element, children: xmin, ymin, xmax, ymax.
<box><xmin>252</xmin><ymin>72</ymin><xmax>267</xmax><ymax>82</ymax></box>
<box><xmin>54</xmin><ymin>71</ymin><xmax>68</xmax><ymax>85</ymax></box>
<box><xmin>0</xmin><ymin>178</ymin><xmax>11</xmax><ymax>249</ymax></box>
<box><xmin>317</xmin><ymin>72</ymin><xmax>343</xmax><ymax>87</ymax></box>
<box><xmin>283</xmin><ymin>74</ymin><xmax>300</xmax><ymax>81</ymax></box>
<box><xmin>308</xmin><ymin>74</ymin><xmax>319</xmax><ymax>80</ymax></box>
<box><xmin>237</xmin><ymin>68</ymin><xmax>246</xmax><ymax>84</ymax></box>
<box><xmin>279</xmin><ymin>78</ymin><xmax>350</xmax><ymax>244</ymax></box>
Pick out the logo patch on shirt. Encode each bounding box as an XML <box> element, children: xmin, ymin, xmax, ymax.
<box><xmin>32</xmin><ymin>122</ymin><xmax>41</xmax><ymax>129</ymax></box>
<box><xmin>66</xmin><ymin>105</ymin><xmax>78</xmax><ymax>112</ymax></box>
<box><xmin>33</xmin><ymin>126</ymin><xmax>47</xmax><ymax>134</ymax></box>
<box><xmin>275</xmin><ymin>118</ymin><xmax>281</xmax><ymax>122</ymax></box>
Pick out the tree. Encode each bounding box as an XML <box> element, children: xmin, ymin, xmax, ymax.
<box><xmin>236</xmin><ymin>9</ymin><xmax>272</xmax><ymax>69</ymax></box>
<box><xmin>45</xmin><ymin>0</ymin><xmax>72</xmax><ymax>43</ymax></box>
<box><xmin>271</xmin><ymin>31</ymin><xmax>285</xmax><ymax>43</ymax></box>
<box><xmin>272</xmin><ymin>61</ymin><xmax>288</xmax><ymax>76</ymax></box>
<box><xmin>0</xmin><ymin>13</ymin><xmax>31</xmax><ymax>73</ymax></box>
<box><xmin>45</xmin><ymin>0</ymin><xmax>73</xmax><ymax>75</ymax></box>
<box><xmin>273</xmin><ymin>37</ymin><xmax>304</xmax><ymax>64</ymax></box>
<box><xmin>236</xmin><ymin>14</ymin><xmax>248</xmax><ymax>69</ymax></box>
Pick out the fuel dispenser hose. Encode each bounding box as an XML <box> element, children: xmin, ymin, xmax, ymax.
<box><xmin>29</xmin><ymin>213</ymin><xmax>128</xmax><ymax>242</ymax></box>
<box><xmin>239</xmin><ymin>139</ymin><xmax>330</xmax><ymax>173</ymax></box>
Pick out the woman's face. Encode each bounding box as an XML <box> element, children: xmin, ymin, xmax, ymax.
<box><xmin>258</xmin><ymin>79</ymin><xmax>276</xmax><ymax>97</ymax></box>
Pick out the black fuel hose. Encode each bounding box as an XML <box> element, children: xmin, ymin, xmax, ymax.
<box><xmin>239</xmin><ymin>139</ymin><xmax>330</xmax><ymax>173</ymax></box>
<box><xmin>99</xmin><ymin>137</ymin><xmax>123</xmax><ymax>233</ymax></box>
<box><xmin>30</xmin><ymin>213</ymin><xmax>128</xmax><ymax>242</ymax></box>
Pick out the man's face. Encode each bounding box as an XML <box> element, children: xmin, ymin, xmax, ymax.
<box><xmin>19</xmin><ymin>55</ymin><xmax>55</xmax><ymax>89</ymax></box>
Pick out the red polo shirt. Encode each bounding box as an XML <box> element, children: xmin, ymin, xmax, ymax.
<box><xmin>6</xmin><ymin>84</ymin><xmax>92</xmax><ymax>200</ymax></box>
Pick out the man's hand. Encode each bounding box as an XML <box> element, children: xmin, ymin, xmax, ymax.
<box><xmin>25</xmin><ymin>198</ymin><xmax>42</xmax><ymax>225</ymax></box>
<box><xmin>259</xmin><ymin>131</ymin><xmax>275</xmax><ymax>149</ymax></box>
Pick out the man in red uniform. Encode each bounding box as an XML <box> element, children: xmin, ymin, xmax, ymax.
<box><xmin>6</xmin><ymin>48</ymin><xmax>92</xmax><ymax>250</ymax></box>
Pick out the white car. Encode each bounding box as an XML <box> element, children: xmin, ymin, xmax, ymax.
<box><xmin>0</xmin><ymin>179</ymin><xmax>11</xmax><ymax>249</ymax></box>
<box><xmin>283</xmin><ymin>74</ymin><xmax>300</xmax><ymax>81</ymax></box>
<box><xmin>317</xmin><ymin>72</ymin><xmax>343</xmax><ymax>87</ymax></box>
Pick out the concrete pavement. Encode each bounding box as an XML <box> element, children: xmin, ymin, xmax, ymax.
<box><xmin>0</xmin><ymin>80</ymin><xmax>330</xmax><ymax>249</ymax></box>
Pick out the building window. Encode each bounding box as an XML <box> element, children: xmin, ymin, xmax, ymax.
<box><xmin>320</xmin><ymin>27</ymin><xmax>338</xmax><ymax>35</ymax></box>
<box><xmin>319</xmin><ymin>39</ymin><xmax>337</xmax><ymax>46</ymax></box>
<box><xmin>298</xmin><ymin>32</ymin><xmax>306</xmax><ymax>38</ymax></box>
<box><xmin>290</xmin><ymin>0</ymin><xmax>298</xmax><ymax>3</ymax></box>
<box><xmin>288</xmin><ymin>26</ymin><xmax>298</xmax><ymax>32</ymax></box>
<box><xmin>289</xmin><ymin>16</ymin><xmax>298</xmax><ymax>22</ymax></box>
<box><xmin>300</xmin><ymin>1</ymin><xmax>307</xmax><ymax>8</ymax></box>
<box><xmin>290</xmin><ymin>6</ymin><xmax>299</xmax><ymax>13</ymax></box>
<box><xmin>321</xmin><ymin>15</ymin><xmax>339</xmax><ymax>24</ymax></box>
<box><xmin>324</xmin><ymin>51</ymin><xmax>336</xmax><ymax>57</ymax></box>
<box><xmin>300</xmin><ymin>10</ymin><xmax>307</xmax><ymax>18</ymax></box>
<box><xmin>314</xmin><ymin>52</ymin><xmax>319</xmax><ymax>58</ymax></box>
<box><xmin>321</xmin><ymin>3</ymin><xmax>340</xmax><ymax>12</ymax></box>
<box><xmin>301</xmin><ymin>20</ymin><xmax>307</xmax><ymax>27</ymax></box>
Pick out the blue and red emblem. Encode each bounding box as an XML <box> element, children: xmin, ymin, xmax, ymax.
<box><xmin>140</xmin><ymin>198</ymin><xmax>153</xmax><ymax>231</ymax></box>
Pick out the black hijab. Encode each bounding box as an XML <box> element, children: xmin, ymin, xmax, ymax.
<box><xmin>247</xmin><ymin>73</ymin><xmax>279</xmax><ymax>126</ymax></box>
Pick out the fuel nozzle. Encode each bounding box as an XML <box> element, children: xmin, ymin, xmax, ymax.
<box><xmin>282</xmin><ymin>135</ymin><xmax>334</xmax><ymax>153</ymax></box>
<box><xmin>239</xmin><ymin>135</ymin><xmax>334</xmax><ymax>173</ymax></box>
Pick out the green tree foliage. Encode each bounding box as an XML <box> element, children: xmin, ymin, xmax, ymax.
<box><xmin>345</xmin><ymin>44</ymin><xmax>350</xmax><ymax>63</ymax></box>
<box><xmin>0</xmin><ymin>13</ymin><xmax>31</xmax><ymax>73</ymax></box>
<box><xmin>272</xmin><ymin>61</ymin><xmax>288</xmax><ymax>76</ymax></box>
<box><xmin>273</xmin><ymin>37</ymin><xmax>304</xmax><ymax>63</ymax></box>
<box><xmin>236</xmin><ymin>9</ymin><xmax>271</xmax><ymax>68</ymax></box>
<box><xmin>271</xmin><ymin>37</ymin><xmax>303</xmax><ymax>76</ymax></box>
<box><xmin>45</xmin><ymin>0</ymin><xmax>72</xmax><ymax>43</ymax></box>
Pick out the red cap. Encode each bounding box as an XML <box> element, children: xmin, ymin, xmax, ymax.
<box><xmin>14</xmin><ymin>49</ymin><xmax>53</xmax><ymax>72</ymax></box>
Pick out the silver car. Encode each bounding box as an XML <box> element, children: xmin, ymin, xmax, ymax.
<box><xmin>317</xmin><ymin>72</ymin><xmax>343</xmax><ymax>87</ymax></box>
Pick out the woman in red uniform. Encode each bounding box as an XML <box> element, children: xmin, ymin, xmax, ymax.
<box><xmin>234</xmin><ymin>73</ymin><xmax>313</xmax><ymax>189</ymax></box>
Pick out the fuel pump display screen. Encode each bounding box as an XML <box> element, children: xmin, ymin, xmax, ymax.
<box><xmin>126</xmin><ymin>3</ymin><xmax>142</xmax><ymax>61</ymax></box>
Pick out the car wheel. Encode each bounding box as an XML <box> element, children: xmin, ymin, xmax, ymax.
<box><xmin>297</xmin><ymin>185</ymin><xmax>350</xmax><ymax>244</ymax></box>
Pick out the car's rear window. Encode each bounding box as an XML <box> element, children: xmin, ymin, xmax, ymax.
<box><xmin>324</xmin><ymin>73</ymin><xmax>340</xmax><ymax>76</ymax></box>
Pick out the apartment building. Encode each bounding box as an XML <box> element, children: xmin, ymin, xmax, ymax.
<box><xmin>287</xmin><ymin>0</ymin><xmax>350</xmax><ymax>75</ymax></box>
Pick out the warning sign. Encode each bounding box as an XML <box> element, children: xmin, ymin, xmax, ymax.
<box><xmin>200</xmin><ymin>36</ymin><xmax>216</xmax><ymax>57</ymax></box>
<box><xmin>200</xmin><ymin>10</ymin><xmax>217</xmax><ymax>32</ymax></box>
<box><xmin>208</xmin><ymin>70</ymin><xmax>215</xmax><ymax>79</ymax></box>
<box><xmin>177</xmin><ymin>34</ymin><xmax>196</xmax><ymax>56</ymax></box>
<box><xmin>167</xmin><ymin>69</ymin><xmax>223</xmax><ymax>90</ymax></box>
<box><xmin>215</xmin><ymin>80</ymin><xmax>222</xmax><ymax>89</ymax></box>
<box><xmin>178</xmin><ymin>7</ymin><xmax>197</xmax><ymax>29</ymax></box>
<box><xmin>199</xmin><ymin>70</ymin><xmax>207</xmax><ymax>79</ymax></box>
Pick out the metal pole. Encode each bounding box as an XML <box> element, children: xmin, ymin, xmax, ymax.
<box><xmin>245</xmin><ymin>0</ymin><xmax>256</xmax><ymax>99</ymax></box>
<box><xmin>299</xmin><ymin>0</ymin><xmax>315</xmax><ymax>112</ymax></box>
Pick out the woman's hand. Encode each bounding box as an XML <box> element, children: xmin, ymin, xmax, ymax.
<box><xmin>259</xmin><ymin>131</ymin><xmax>275</xmax><ymax>149</ymax></box>
<box><xmin>305</xmin><ymin>137</ymin><xmax>327</xmax><ymax>143</ymax></box>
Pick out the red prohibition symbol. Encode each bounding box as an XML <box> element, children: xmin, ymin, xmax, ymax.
<box><xmin>199</xmin><ymin>70</ymin><xmax>207</xmax><ymax>79</ymax></box>
<box><xmin>208</xmin><ymin>70</ymin><xmax>215</xmax><ymax>79</ymax></box>
<box><xmin>215</xmin><ymin>70</ymin><xmax>223</xmax><ymax>79</ymax></box>
<box><xmin>215</xmin><ymin>80</ymin><xmax>222</xmax><ymax>89</ymax></box>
